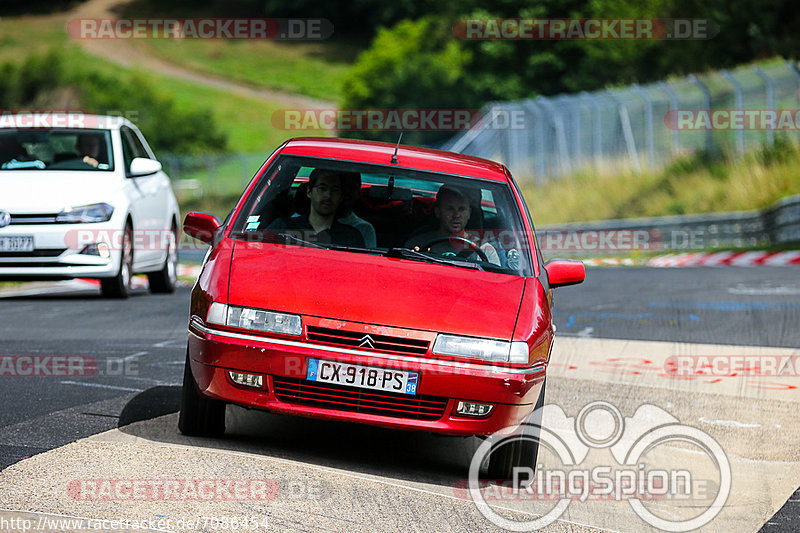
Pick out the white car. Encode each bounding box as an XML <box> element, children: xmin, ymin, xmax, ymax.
<box><xmin>0</xmin><ymin>114</ymin><xmax>181</xmax><ymax>297</ymax></box>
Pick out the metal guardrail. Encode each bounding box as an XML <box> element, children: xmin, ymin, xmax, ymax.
<box><xmin>537</xmin><ymin>194</ymin><xmax>800</xmax><ymax>254</ymax></box>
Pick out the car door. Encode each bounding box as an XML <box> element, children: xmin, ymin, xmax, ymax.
<box><xmin>121</xmin><ymin>126</ymin><xmax>161</xmax><ymax>268</ymax></box>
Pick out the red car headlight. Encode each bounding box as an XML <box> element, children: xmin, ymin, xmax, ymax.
<box><xmin>207</xmin><ymin>302</ymin><xmax>302</xmax><ymax>336</ymax></box>
<box><xmin>432</xmin><ymin>334</ymin><xmax>529</xmax><ymax>364</ymax></box>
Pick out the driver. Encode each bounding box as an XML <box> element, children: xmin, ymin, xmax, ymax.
<box><xmin>406</xmin><ymin>185</ymin><xmax>500</xmax><ymax>265</ymax></box>
<box><xmin>75</xmin><ymin>133</ymin><xmax>103</xmax><ymax>168</ymax></box>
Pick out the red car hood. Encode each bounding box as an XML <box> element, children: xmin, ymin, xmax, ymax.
<box><xmin>227</xmin><ymin>241</ymin><xmax>527</xmax><ymax>339</ymax></box>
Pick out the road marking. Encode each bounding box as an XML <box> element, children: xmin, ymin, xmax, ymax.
<box><xmin>152</xmin><ymin>339</ymin><xmax>181</xmax><ymax>348</ymax></box>
<box><xmin>123</xmin><ymin>351</ymin><xmax>148</xmax><ymax>362</ymax></box>
<box><xmin>59</xmin><ymin>381</ymin><xmax>143</xmax><ymax>392</ymax></box>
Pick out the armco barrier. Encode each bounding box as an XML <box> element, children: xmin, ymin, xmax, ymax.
<box><xmin>538</xmin><ymin>194</ymin><xmax>800</xmax><ymax>254</ymax></box>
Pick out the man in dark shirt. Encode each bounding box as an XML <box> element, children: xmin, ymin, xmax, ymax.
<box><xmin>268</xmin><ymin>169</ymin><xmax>365</xmax><ymax>248</ymax></box>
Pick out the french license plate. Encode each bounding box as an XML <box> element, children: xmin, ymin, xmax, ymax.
<box><xmin>306</xmin><ymin>358</ymin><xmax>418</xmax><ymax>395</ymax></box>
<box><xmin>0</xmin><ymin>236</ymin><xmax>34</xmax><ymax>252</ymax></box>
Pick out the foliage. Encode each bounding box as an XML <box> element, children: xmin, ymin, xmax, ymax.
<box><xmin>0</xmin><ymin>52</ymin><xmax>227</xmax><ymax>154</ymax></box>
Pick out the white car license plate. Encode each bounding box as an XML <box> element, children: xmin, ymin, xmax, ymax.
<box><xmin>306</xmin><ymin>359</ymin><xmax>418</xmax><ymax>395</ymax></box>
<box><xmin>0</xmin><ymin>236</ymin><xmax>34</xmax><ymax>252</ymax></box>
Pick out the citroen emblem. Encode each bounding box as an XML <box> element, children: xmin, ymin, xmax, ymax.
<box><xmin>0</xmin><ymin>211</ymin><xmax>10</xmax><ymax>229</ymax></box>
<box><xmin>358</xmin><ymin>335</ymin><xmax>376</xmax><ymax>349</ymax></box>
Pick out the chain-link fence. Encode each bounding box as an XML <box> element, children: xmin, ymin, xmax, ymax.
<box><xmin>159</xmin><ymin>152</ymin><xmax>268</xmax><ymax>200</ymax></box>
<box><xmin>442</xmin><ymin>59</ymin><xmax>800</xmax><ymax>185</ymax></box>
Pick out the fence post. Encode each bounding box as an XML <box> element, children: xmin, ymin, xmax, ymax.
<box><xmin>786</xmin><ymin>59</ymin><xmax>800</xmax><ymax>93</ymax></box>
<box><xmin>658</xmin><ymin>82</ymin><xmax>680</xmax><ymax>155</ymax></box>
<box><xmin>447</xmin><ymin>105</ymin><xmax>489</xmax><ymax>154</ymax></box>
<box><xmin>688</xmin><ymin>74</ymin><xmax>713</xmax><ymax>153</ymax></box>
<box><xmin>581</xmin><ymin>92</ymin><xmax>603</xmax><ymax>167</ymax></box>
<box><xmin>523</xmin><ymin>100</ymin><xmax>547</xmax><ymax>184</ymax></box>
<box><xmin>633</xmin><ymin>84</ymin><xmax>655</xmax><ymax>167</ymax></box>
<box><xmin>537</xmin><ymin>96</ymin><xmax>572</xmax><ymax>176</ymax></box>
<box><xmin>720</xmin><ymin>69</ymin><xmax>745</xmax><ymax>154</ymax></box>
<box><xmin>566</xmin><ymin>96</ymin><xmax>582</xmax><ymax>168</ymax></box>
<box><xmin>753</xmin><ymin>66</ymin><xmax>775</xmax><ymax>146</ymax></box>
<box><xmin>608</xmin><ymin>91</ymin><xmax>641</xmax><ymax>172</ymax></box>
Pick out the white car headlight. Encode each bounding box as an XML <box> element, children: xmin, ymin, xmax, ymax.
<box><xmin>433</xmin><ymin>334</ymin><xmax>530</xmax><ymax>363</ymax></box>
<box><xmin>206</xmin><ymin>302</ymin><xmax>302</xmax><ymax>336</ymax></box>
<box><xmin>56</xmin><ymin>203</ymin><xmax>114</xmax><ymax>223</ymax></box>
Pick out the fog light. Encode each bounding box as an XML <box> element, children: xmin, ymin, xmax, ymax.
<box><xmin>79</xmin><ymin>242</ymin><xmax>111</xmax><ymax>259</ymax></box>
<box><xmin>97</xmin><ymin>242</ymin><xmax>111</xmax><ymax>258</ymax></box>
<box><xmin>455</xmin><ymin>401</ymin><xmax>494</xmax><ymax>417</ymax></box>
<box><xmin>228</xmin><ymin>371</ymin><xmax>263</xmax><ymax>389</ymax></box>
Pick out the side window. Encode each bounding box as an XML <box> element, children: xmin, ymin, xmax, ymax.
<box><xmin>120</xmin><ymin>129</ymin><xmax>135</xmax><ymax>174</ymax></box>
<box><xmin>126</xmin><ymin>127</ymin><xmax>150</xmax><ymax>159</ymax></box>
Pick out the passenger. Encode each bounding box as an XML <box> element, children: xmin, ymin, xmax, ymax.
<box><xmin>268</xmin><ymin>169</ymin><xmax>365</xmax><ymax>248</ymax></box>
<box><xmin>338</xmin><ymin>172</ymin><xmax>377</xmax><ymax>248</ymax></box>
<box><xmin>0</xmin><ymin>134</ymin><xmax>29</xmax><ymax>165</ymax></box>
<box><xmin>406</xmin><ymin>185</ymin><xmax>500</xmax><ymax>265</ymax></box>
<box><xmin>76</xmin><ymin>133</ymin><xmax>103</xmax><ymax>168</ymax></box>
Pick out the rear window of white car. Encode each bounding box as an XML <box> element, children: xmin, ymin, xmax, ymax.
<box><xmin>0</xmin><ymin>129</ymin><xmax>114</xmax><ymax>171</ymax></box>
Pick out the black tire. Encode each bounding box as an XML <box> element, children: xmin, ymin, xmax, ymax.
<box><xmin>148</xmin><ymin>224</ymin><xmax>178</xmax><ymax>294</ymax></box>
<box><xmin>486</xmin><ymin>378</ymin><xmax>547</xmax><ymax>480</ymax></box>
<box><xmin>100</xmin><ymin>224</ymin><xmax>133</xmax><ymax>298</ymax></box>
<box><xmin>178</xmin><ymin>351</ymin><xmax>226</xmax><ymax>437</ymax></box>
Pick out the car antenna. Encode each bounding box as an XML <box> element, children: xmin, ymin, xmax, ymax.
<box><xmin>390</xmin><ymin>132</ymin><xmax>403</xmax><ymax>165</ymax></box>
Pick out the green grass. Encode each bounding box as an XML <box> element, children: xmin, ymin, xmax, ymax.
<box><xmin>522</xmin><ymin>140</ymin><xmax>800</xmax><ymax>225</ymax></box>
<box><xmin>132</xmin><ymin>38</ymin><xmax>357</xmax><ymax>102</ymax></box>
<box><xmin>0</xmin><ymin>14</ymin><xmax>67</xmax><ymax>62</ymax></box>
<box><xmin>0</xmin><ymin>13</ymin><xmax>320</xmax><ymax>153</ymax></box>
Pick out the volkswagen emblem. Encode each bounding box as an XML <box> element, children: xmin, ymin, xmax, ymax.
<box><xmin>0</xmin><ymin>211</ymin><xmax>10</xmax><ymax>228</ymax></box>
<box><xmin>358</xmin><ymin>335</ymin><xmax>376</xmax><ymax>349</ymax></box>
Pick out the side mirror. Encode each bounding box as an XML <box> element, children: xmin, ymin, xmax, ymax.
<box><xmin>129</xmin><ymin>157</ymin><xmax>162</xmax><ymax>177</ymax></box>
<box><xmin>184</xmin><ymin>212</ymin><xmax>221</xmax><ymax>245</ymax></box>
<box><xmin>544</xmin><ymin>259</ymin><xmax>585</xmax><ymax>288</ymax></box>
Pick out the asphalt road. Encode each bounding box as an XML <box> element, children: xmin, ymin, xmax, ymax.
<box><xmin>0</xmin><ymin>267</ymin><xmax>798</xmax><ymax>531</ymax></box>
<box><xmin>0</xmin><ymin>283</ymin><xmax>189</xmax><ymax>469</ymax></box>
<box><xmin>553</xmin><ymin>267</ymin><xmax>800</xmax><ymax>348</ymax></box>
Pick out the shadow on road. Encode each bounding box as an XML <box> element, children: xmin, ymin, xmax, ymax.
<box><xmin>116</xmin><ymin>385</ymin><xmax>481</xmax><ymax>488</ymax></box>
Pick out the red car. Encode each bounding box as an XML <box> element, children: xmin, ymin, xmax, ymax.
<box><xmin>180</xmin><ymin>137</ymin><xmax>584</xmax><ymax>477</ymax></box>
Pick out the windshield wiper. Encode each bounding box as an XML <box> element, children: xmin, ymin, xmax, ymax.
<box><xmin>279</xmin><ymin>234</ymin><xmax>381</xmax><ymax>256</ymax></box>
<box><xmin>321</xmin><ymin>243</ymin><xmax>384</xmax><ymax>256</ymax></box>
<box><xmin>385</xmin><ymin>247</ymin><xmax>482</xmax><ymax>270</ymax></box>
<box><xmin>276</xmin><ymin>233</ymin><xmax>326</xmax><ymax>248</ymax></box>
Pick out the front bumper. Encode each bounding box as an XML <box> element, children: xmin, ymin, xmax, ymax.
<box><xmin>188</xmin><ymin>320</ymin><xmax>545</xmax><ymax>436</ymax></box>
<box><xmin>0</xmin><ymin>223</ymin><xmax>118</xmax><ymax>280</ymax></box>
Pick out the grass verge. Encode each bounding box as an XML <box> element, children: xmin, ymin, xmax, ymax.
<box><xmin>521</xmin><ymin>140</ymin><xmax>800</xmax><ymax>225</ymax></box>
<box><xmin>131</xmin><ymin>38</ymin><xmax>357</xmax><ymax>102</ymax></box>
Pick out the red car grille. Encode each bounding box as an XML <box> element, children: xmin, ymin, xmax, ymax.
<box><xmin>272</xmin><ymin>377</ymin><xmax>448</xmax><ymax>421</ymax></box>
<box><xmin>306</xmin><ymin>325</ymin><xmax>429</xmax><ymax>355</ymax></box>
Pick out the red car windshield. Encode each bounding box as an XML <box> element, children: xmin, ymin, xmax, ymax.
<box><xmin>230</xmin><ymin>155</ymin><xmax>534</xmax><ymax>275</ymax></box>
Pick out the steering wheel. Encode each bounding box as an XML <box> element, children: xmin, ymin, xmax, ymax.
<box><xmin>418</xmin><ymin>235</ymin><xmax>489</xmax><ymax>262</ymax></box>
